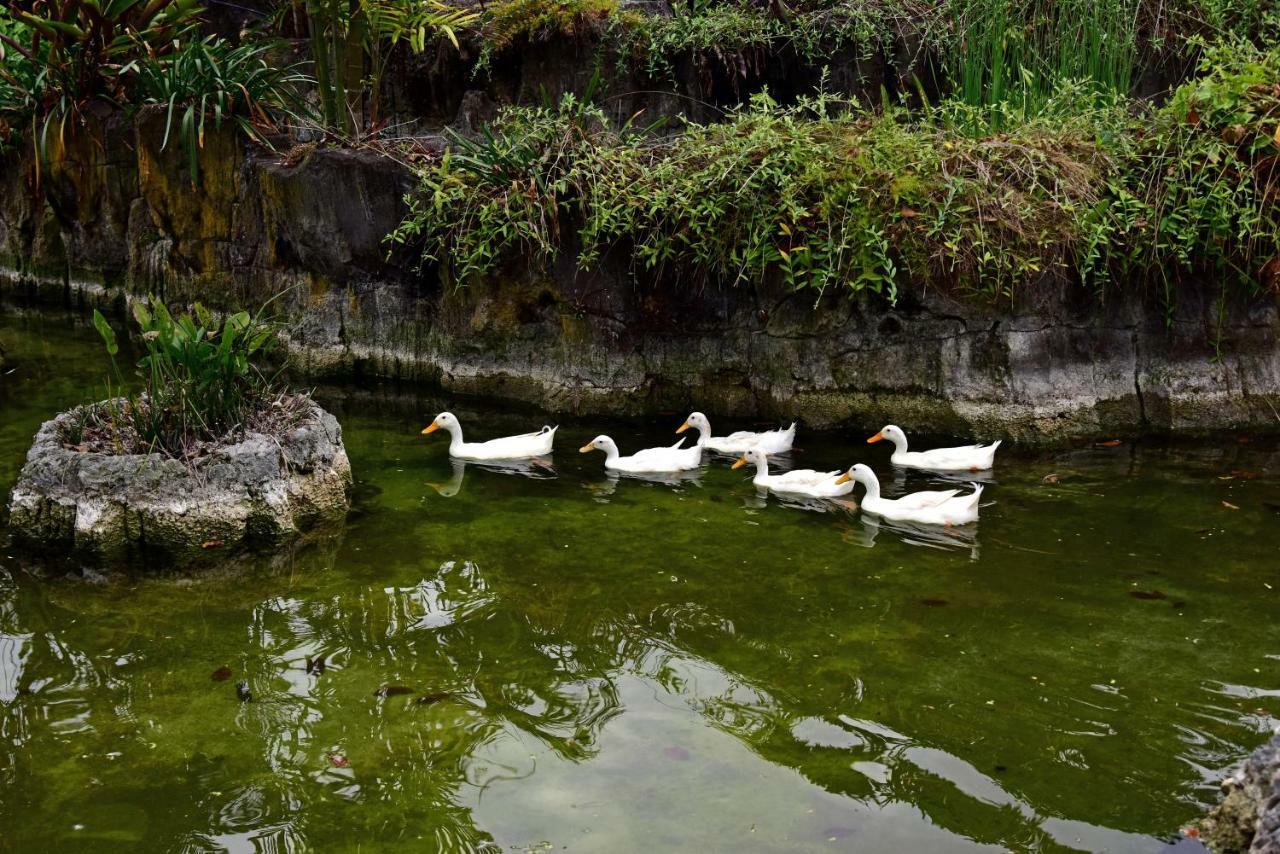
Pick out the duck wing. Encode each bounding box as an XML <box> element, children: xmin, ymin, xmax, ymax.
<box><xmin>771</xmin><ymin>468</ymin><xmax>840</xmax><ymax>487</ymax></box>
<box><xmin>629</xmin><ymin>437</ymin><xmax>688</xmax><ymax>462</ymax></box>
<box><xmin>894</xmin><ymin>488</ymin><xmax>962</xmax><ymax>509</ymax></box>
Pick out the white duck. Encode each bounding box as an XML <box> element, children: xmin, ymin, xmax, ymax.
<box><xmin>836</xmin><ymin>463</ymin><xmax>983</xmax><ymax>525</ymax></box>
<box><xmin>731</xmin><ymin>447</ymin><xmax>851</xmax><ymax>498</ymax></box>
<box><xmin>422</xmin><ymin>412</ymin><xmax>557</xmax><ymax>460</ymax></box>
<box><xmin>580</xmin><ymin>435</ymin><xmax>701</xmax><ymax>473</ymax></box>
<box><xmin>868</xmin><ymin>425</ymin><xmax>1000</xmax><ymax>471</ymax></box>
<box><xmin>677</xmin><ymin>412</ymin><xmax>796</xmax><ymax>455</ymax></box>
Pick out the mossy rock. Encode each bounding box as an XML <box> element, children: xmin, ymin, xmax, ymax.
<box><xmin>6</xmin><ymin>397</ymin><xmax>352</xmax><ymax>568</ymax></box>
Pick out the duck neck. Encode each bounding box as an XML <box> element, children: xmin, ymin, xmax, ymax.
<box><xmin>859</xmin><ymin>472</ymin><xmax>881</xmax><ymax>501</ymax></box>
<box><xmin>601</xmin><ymin>443</ymin><xmax>621</xmax><ymax>463</ymax></box>
<box><xmin>443</xmin><ymin>421</ymin><xmax>465</xmax><ymax>454</ymax></box>
<box><xmin>751</xmin><ymin>455</ymin><xmax>770</xmax><ymax>484</ymax></box>
<box><xmin>692</xmin><ymin>423</ymin><xmax>708</xmax><ymax>448</ymax></box>
<box><xmin>887</xmin><ymin>432</ymin><xmax>907</xmax><ymax>456</ymax></box>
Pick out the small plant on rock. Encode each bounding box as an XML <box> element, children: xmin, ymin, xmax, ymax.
<box><xmin>86</xmin><ymin>298</ymin><xmax>301</xmax><ymax>459</ymax></box>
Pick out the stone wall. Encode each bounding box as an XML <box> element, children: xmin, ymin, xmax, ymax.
<box><xmin>0</xmin><ymin>114</ymin><xmax>1277</xmax><ymax>441</ymax></box>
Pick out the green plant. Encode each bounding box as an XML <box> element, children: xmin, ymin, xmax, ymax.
<box><xmin>0</xmin><ymin>0</ymin><xmax>202</xmax><ymax>174</ymax></box>
<box><xmin>949</xmin><ymin>0</ymin><xmax>1140</xmax><ymax>131</ymax></box>
<box><xmin>302</xmin><ymin>0</ymin><xmax>477</xmax><ymax>135</ymax></box>
<box><xmin>126</xmin><ymin>36</ymin><xmax>314</xmax><ymax>181</ymax></box>
<box><xmin>91</xmin><ymin>299</ymin><xmax>285</xmax><ymax>457</ymax></box>
<box><xmin>392</xmin><ymin>85</ymin><xmax>1120</xmax><ymax>300</ymax></box>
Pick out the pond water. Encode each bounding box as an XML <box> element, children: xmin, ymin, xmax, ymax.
<box><xmin>1</xmin><ymin>310</ymin><xmax>1278</xmax><ymax>853</ymax></box>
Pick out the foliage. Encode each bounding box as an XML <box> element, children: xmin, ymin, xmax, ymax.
<box><xmin>302</xmin><ymin>0</ymin><xmax>477</xmax><ymax>135</ymax></box>
<box><xmin>615</xmin><ymin>0</ymin><xmax>925</xmax><ymax>84</ymax></box>
<box><xmin>126</xmin><ymin>36</ymin><xmax>313</xmax><ymax>181</ymax></box>
<box><xmin>0</xmin><ymin>0</ymin><xmax>202</xmax><ymax>173</ymax></box>
<box><xmin>91</xmin><ymin>299</ymin><xmax>284</xmax><ymax>457</ymax></box>
<box><xmin>480</xmin><ymin>0</ymin><xmax>618</xmax><ymax>57</ymax></box>
<box><xmin>391</xmin><ymin>85</ymin><xmax>1122</xmax><ymax>299</ymax></box>
<box><xmin>389</xmin><ymin>92</ymin><xmax>610</xmax><ymax>281</ymax></box>
<box><xmin>947</xmin><ymin>0</ymin><xmax>1140</xmax><ymax>129</ymax></box>
<box><xmin>1083</xmin><ymin>39</ymin><xmax>1280</xmax><ymax>294</ymax></box>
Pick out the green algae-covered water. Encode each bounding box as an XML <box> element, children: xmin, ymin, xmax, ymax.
<box><xmin>1</xmin><ymin>311</ymin><xmax>1278</xmax><ymax>853</ymax></box>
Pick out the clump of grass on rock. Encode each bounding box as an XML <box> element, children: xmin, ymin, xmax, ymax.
<box><xmin>84</xmin><ymin>299</ymin><xmax>306</xmax><ymax>461</ymax></box>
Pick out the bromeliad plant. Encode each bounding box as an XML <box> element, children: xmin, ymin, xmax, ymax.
<box><xmin>126</xmin><ymin>36</ymin><xmax>314</xmax><ymax>180</ymax></box>
<box><xmin>0</xmin><ymin>0</ymin><xmax>202</xmax><ymax>172</ymax></box>
<box><xmin>91</xmin><ymin>299</ymin><xmax>286</xmax><ymax>458</ymax></box>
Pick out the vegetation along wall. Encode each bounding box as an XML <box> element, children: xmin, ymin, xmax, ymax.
<box><xmin>0</xmin><ymin>0</ymin><xmax>1278</xmax><ymax>439</ymax></box>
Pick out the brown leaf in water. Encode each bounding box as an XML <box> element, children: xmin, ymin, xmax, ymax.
<box><xmin>1222</xmin><ymin>501</ymin><xmax>1240</xmax><ymax>510</ymax></box>
<box><xmin>201</xmin><ymin>540</ymin><xmax>224</xmax><ymax>550</ymax></box>
<box><xmin>1230</xmin><ymin>469</ymin><xmax>1260</xmax><ymax>479</ymax></box>
<box><xmin>1041</xmin><ymin>473</ymin><xmax>1059</xmax><ymax>484</ymax></box>
<box><xmin>210</xmin><ymin>666</ymin><xmax>232</xmax><ymax>682</ymax></box>
<box><xmin>1129</xmin><ymin>590</ymin><xmax>1167</xmax><ymax>600</ymax></box>
<box><xmin>1095</xmin><ymin>439</ymin><xmax>1123</xmax><ymax>447</ymax></box>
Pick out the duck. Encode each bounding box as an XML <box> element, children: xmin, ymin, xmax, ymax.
<box><xmin>580</xmin><ymin>435</ymin><xmax>702</xmax><ymax>473</ymax></box>
<box><xmin>835</xmin><ymin>463</ymin><xmax>983</xmax><ymax>525</ymax></box>
<box><xmin>867</xmin><ymin>424</ymin><xmax>1000</xmax><ymax>471</ymax></box>
<box><xmin>730</xmin><ymin>447</ymin><xmax>851</xmax><ymax>498</ymax></box>
<box><xmin>422</xmin><ymin>412</ymin><xmax>557</xmax><ymax>460</ymax></box>
<box><xmin>677</xmin><ymin>412</ymin><xmax>796</xmax><ymax>455</ymax></box>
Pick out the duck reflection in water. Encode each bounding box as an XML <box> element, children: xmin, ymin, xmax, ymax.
<box><xmin>842</xmin><ymin>513</ymin><xmax>981</xmax><ymax>558</ymax></box>
<box><xmin>742</xmin><ymin>488</ymin><xmax>858</xmax><ymax>515</ymax></box>
<box><xmin>588</xmin><ymin>467</ymin><xmax>703</xmax><ymax>500</ymax></box>
<box><xmin>427</xmin><ymin>457</ymin><xmax>556</xmax><ymax>497</ymax></box>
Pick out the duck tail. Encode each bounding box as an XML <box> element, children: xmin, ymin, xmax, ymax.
<box><xmin>965</xmin><ymin>483</ymin><xmax>984</xmax><ymax>509</ymax></box>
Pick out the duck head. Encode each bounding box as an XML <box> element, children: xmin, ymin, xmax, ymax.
<box><xmin>731</xmin><ymin>447</ymin><xmax>768</xmax><ymax>470</ymax></box>
<box><xmin>834</xmin><ymin>463</ymin><xmax>876</xmax><ymax>486</ymax></box>
<box><xmin>867</xmin><ymin>424</ymin><xmax>907</xmax><ymax>449</ymax></box>
<box><xmin>579</xmin><ymin>435</ymin><xmax>619</xmax><ymax>457</ymax></box>
<box><xmin>677</xmin><ymin>412</ymin><xmax>710</xmax><ymax>435</ymax></box>
<box><xmin>422</xmin><ymin>412</ymin><xmax>460</xmax><ymax>436</ymax></box>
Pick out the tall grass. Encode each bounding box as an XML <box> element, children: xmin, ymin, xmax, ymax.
<box><xmin>951</xmin><ymin>0</ymin><xmax>1140</xmax><ymax>129</ymax></box>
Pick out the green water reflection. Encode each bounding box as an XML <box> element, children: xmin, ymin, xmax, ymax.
<box><xmin>1</xmin><ymin>311</ymin><xmax>1278</xmax><ymax>852</ymax></box>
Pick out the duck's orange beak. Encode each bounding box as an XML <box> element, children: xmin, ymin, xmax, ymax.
<box><xmin>867</xmin><ymin>431</ymin><xmax>884</xmax><ymax>443</ymax></box>
<box><xmin>676</xmin><ymin>420</ymin><xmax>691</xmax><ymax>434</ymax></box>
<box><xmin>731</xmin><ymin>456</ymin><xmax>748</xmax><ymax>469</ymax></box>
<box><xmin>835</xmin><ymin>472</ymin><xmax>852</xmax><ymax>484</ymax></box>
<box><xmin>579</xmin><ymin>442</ymin><xmax>595</xmax><ymax>453</ymax></box>
<box><xmin>422</xmin><ymin>421</ymin><xmax>440</xmax><ymax>435</ymax></box>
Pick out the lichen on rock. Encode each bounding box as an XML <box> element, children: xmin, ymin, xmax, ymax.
<box><xmin>6</xmin><ymin>396</ymin><xmax>352</xmax><ymax>567</ymax></box>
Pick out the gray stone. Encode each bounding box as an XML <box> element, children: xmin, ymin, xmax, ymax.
<box><xmin>5</xmin><ymin>397</ymin><xmax>352</xmax><ymax>568</ymax></box>
<box><xmin>1201</xmin><ymin>733</ymin><xmax>1280</xmax><ymax>853</ymax></box>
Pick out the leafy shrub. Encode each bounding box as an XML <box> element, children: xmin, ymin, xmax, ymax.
<box><xmin>127</xmin><ymin>37</ymin><xmax>313</xmax><ymax>181</ymax></box>
<box><xmin>615</xmin><ymin>0</ymin><xmax>922</xmax><ymax>84</ymax></box>
<box><xmin>0</xmin><ymin>0</ymin><xmax>202</xmax><ymax>171</ymax></box>
<box><xmin>1085</xmin><ymin>39</ymin><xmax>1280</xmax><ymax>293</ymax></box>
<box><xmin>391</xmin><ymin>86</ymin><xmax>1123</xmax><ymax>299</ymax></box>
<box><xmin>90</xmin><ymin>300</ymin><xmax>287</xmax><ymax>458</ymax></box>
